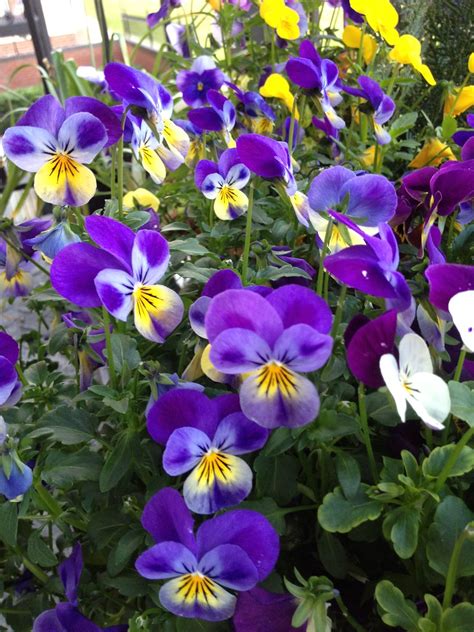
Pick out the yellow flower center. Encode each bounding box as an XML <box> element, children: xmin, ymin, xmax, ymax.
<box><xmin>195</xmin><ymin>449</ymin><xmax>233</xmax><ymax>486</ymax></box>
<box><xmin>255</xmin><ymin>361</ymin><xmax>298</xmax><ymax>397</ymax></box>
<box><xmin>197</xmin><ymin>81</ymin><xmax>204</xmax><ymax>91</ymax></box>
<box><xmin>176</xmin><ymin>573</ymin><xmax>218</xmax><ymax>603</ymax></box>
<box><xmin>133</xmin><ymin>284</ymin><xmax>162</xmax><ymax>315</ymax></box>
<box><xmin>48</xmin><ymin>153</ymin><xmax>80</xmax><ymax>182</ymax></box>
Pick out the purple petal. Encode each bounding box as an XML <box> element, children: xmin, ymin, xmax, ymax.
<box><xmin>195</xmin><ymin>159</ymin><xmax>218</xmax><ymax>190</ymax></box>
<box><xmin>215</xmin><ymin>393</ymin><xmax>241</xmax><ymax>420</ymax></box>
<box><xmin>0</xmin><ymin>356</ymin><xmax>21</xmax><ymax>406</ymax></box>
<box><xmin>33</xmin><ymin>610</ymin><xmax>63</xmax><ymax>632</ymax></box>
<box><xmin>347</xmin><ymin>310</ymin><xmax>397</xmax><ymax>388</ymax></box>
<box><xmin>2</xmin><ymin>125</ymin><xmax>56</xmax><ymax>172</ymax></box>
<box><xmin>55</xmin><ymin>604</ymin><xmax>102</xmax><ymax>632</ymax></box>
<box><xmin>85</xmin><ymin>216</ymin><xmax>134</xmax><ymax>270</ymax></box>
<box><xmin>188</xmin><ymin>108</ymin><xmax>223</xmax><ymax>131</ymax></box>
<box><xmin>158</xmin><ymin>575</ymin><xmax>236</xmax><ymax>621</ymax></box>
<box><xmin>0</xmin><ymin>332</ymin><xmax>19</xmax><ymax>365</ymax></box>
<box><xmin>462</xmin><ymin>137</ymin><xmax>474</xmax><ymax>161</ymax></box>
<box><xmin>104</xmin><ymin>63</ymin><xmax>160</xmax><ymax>112</ymax></box>
<box><xmin>146</xmin><ymin>389</ymin><xmax>219</xmax><ymax>445</ymax></box>
<box><xmin>286</xmin><ymin>57</ymin><xmax>321</xmax><ymax>90</ymax></box>
<box><xmin>218</xmin><ymin>148</ymin><xmax>242</xmax><ymax>177</ymax></box>
<box><xmin>205</xmin><ymin>289</ymin><xmax>283</xmax><ymax>347</ymax></box>
<box><xmin>141</xmin><ymin>488</ymin><xmax>196</xmax><ymax>550</ymax></box>
<box><xmin>343</xmin><ymin>174</ymin><xmax>397</xmax><ymax>225</ymax></box>
<box><xmin>199</xmin><ymin>544</ymin><xmax>258</xmax><ymax>590</ymax></box>
<box><xmin>65</xmin><ymin>97</ymin><xmax>122</xmax><ymax>147</ymax></box>
<box><xmin>233</xmin><ymin>587</ymin><xmax>302</xmax><ymax>632</ymax></box>
<box><xmin>51</xmin><ymin>243</ymin><xmax>127</xmax><ymax>308</ymax></box>
<box><xmin>202</xmin><ymin>269</ymin><xmax>242</xmax><ymax>297</ymax></box>
<box><xmin>430</xmin><ymin>165</ymin><xmax>474</xmax><ymax>216</ymax></box>
<box><xmin>308</xmin><ymin>165</ymin><xmax>354</xmax><ymax>213</ymax></box>
<box><xmin>210</xmin><ymin>328</ymin><xmax>272</xmax><ymax>373</ymax></box>
<box><xmin>17</xmin><ymin>94</ymin><xmax>65</xmax><ymax>136</ymax></box>
<box><xmin>236</xmin><ymin>134</ymin><xmax>289</xmax><ymax>180</ymax></box>
<box><xmin>0</xmin><ymin>460</ymin><xmax>32</xmax><ymax>499</ymax></box>
<box><xmin>197</xmin><ymin>509</ymin><xmax>279</xmax><ymax>581</ymax></box>
<box><xmin>273</xmin><ymin>324</ymin><xmax>333</xmax><ymax>372</ymax></box>
<box><xmin>132</xmin><ymin>230</ymin><xmax>170</xmax><ymax>284</ymax></box>
<box><xmin>163</xmin><ymin>427</ymin><xmax>210</xmax><ymax>475</ymax></box>
<box><xmin>58</xmin><ymin>113</ymin><xmax>107</xmax><ymax>163</ymax></box>
<box><xmin>59</xmin><ymin>543</ymin><xmax>82</xmax><ymax>605</ymax></box>
<box><xmin>239</xmin><ymin>369</ymin><xmax>320</xmax><ymax>429</ymax></box>
<box><xmin>94</xmin><ymin>268</ymin><xmax>134</xmax><ymax>321</ymax></box>
<box><xmin>426</xmin><ymin>263</ymin><xmax>474</xmax><ymax>311</ymax></box>
<box><xmin>189</xmin><ymin>296</ymin><xmax>211</xmax><ymax>337</ymax></box>
<box><xmin>136</xmin><ymin>542</ymin><xmax>197</xmax><ymax>579</ymax></box>
<box><xmin>266</xmin><ymin>285</ymin><xmax>333</xmax><ymax>333</ymax></box>
<box><xmin>212</xmin><ymin>412</ymin><xmax>268</xmax><ymax>455</ymax></box>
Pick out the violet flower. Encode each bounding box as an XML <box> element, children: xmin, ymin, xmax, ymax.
<box><xmin>326</xmin><ymin>0</ymin><xmax>363</xmax><ymax>23</ymax></box>
<box><xmin>147</xmin><ymin>0</ymin><xmax>181</xmax><ymax>28</ymax></box>
<box><xmin>344</xmin><ymin>75</ymin><xmax>395</xmax><ymax>145</ymax></box>
<box><xmin>51</xmin><ymin>215</ymin><xmax>183</xmax><ymax>343</ymax></box>
<box><xmin>0</xmin><ymin>239</ymin><xmax>33</xmax><ymax>298</ymax></box>
<box><xmin>166</xmin><ymin>22</ymin><xmax>190</xmax><ymax>58</ymax></box>
<box><xmin>233</xmin><ymin>587</ymin><xmax>303</xmax><ymax>632</ymax></box>
<box><xmin>147</xmin><ymin>390</ymin><xmax>268</xmax><ymax>513</ymax></box>
<box><xmin>177</xmin><ymin>56</ymin><xmax>225</xmax><ymax>107</ymax></box>
<box><xmin>25</xmin><ymin>221</ymin><xmax>81</xmax><ymax>260</ymax></box>
<box><xmin>205</xmin><ymin>285</ymin><xmax>333</xmax><ymax>428</ymax></box>
<box><xmin>0</xmin><ymin>415</ymin><xmax>32</xmax><ymax>501</ymax></box>
<box><xmin>286</xmin><ymin>40</ymin><xmax>345</xmax><ymax>130</ymax></box>
<box><xmin>452</xmin><ymin>113</ymin><xmax>474</xmax><ymax>147</ymax></box>
<box><xmin>135</xmin><ymin>488</ymin><xmax>279</xmax><ymax>621</ymax></box>
<box><xmin>195</xmin><ymin>148</ymin><xmax>250</xmax><ymax>220</ymax></box>
<box><xmin>188</xmin><ymin>89</ymin><xmax>237</xmax><ymax>147</ymax></box>
<box><xmin>227</xmin><ymin>82</ymin><xmax>276</xmax><ymax>134</ymax></box>
<box><xmin>0</xmin><ymin>332</ymin><xmax>21</xmax><ymax>407</ymax></box>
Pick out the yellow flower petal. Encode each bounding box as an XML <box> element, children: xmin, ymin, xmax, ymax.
<box><xmin>342</xmin><ymin>25</ymin><xmax>377</xmax><ymax>64</ymax></box>
<box><xmin>389</xmin><ymin>34</ymin><xmax>435</xmax><ymax>85</ymax></box>
<box><xmin>444</xmin><ymin>86</ymin><xmax>474</xmax><ymax>117</ymax></box>
<box><xmin>123</xmin><ymin>188</ymin><xmax>160</xmax><ymax>211</ymax></box>
<box><xmin>34</xmin><ymin>155</ymin><xmax>96</xmax><ymax>207</ymax></box>
<box><xmin>469</xmin><ymin>52</ymin><xmax>474</xmax><ymax>74</ymax></box>
<box><xmin>214</xmin><ymin>186</ymin><xmax>248</xmax><ymax>220</ymax></box>
<box><xmin>276</xmin><ymin>6</ymin><xmax>300</xmax><ymax>40</ymax></box>
<box><xmin>360</xmin><ymin>145</ymin><xmax>376</xmax><ymax>168</ymax></box>
<box><xmin>260</xmin><ymin>0</ymin><xmax>285</xmax><ymax>28</ymax></box>
<box><xmin>351</xmin><ymin>0</ymin><xmax>399</xmax><ymax>44</ymax></box>
<box><xmin>259</xmin><ymin>73</ymin><xmax>297</xmax><ymax>114</ymax></box>
<box><xmin>139</xmin><ymin>146</ymin><xmax>166</xmax><ymax>184</ymax></box>
<box><xmin>408</xmin><ymin>138</ymin><xmax>456</xmax><ymax>169</ymax></box>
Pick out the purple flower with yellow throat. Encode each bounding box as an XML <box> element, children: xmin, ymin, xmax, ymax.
<box><xmin>177</xmin><ymin>56</ymin><xmax>225</xmax><ymax>107</ymax></box>
<box><xmin>188</xmin><ymin>90</ymin><xmax>237</xmax><ymax>147</ymax></box>
<box><xmin>205</xmin><ymin>285</ymin><xmax>333</xmax><ymax>428</ymax></box>
<box><xmin>135</xmin><ymin>487</ymin><xmax>279</xmax><ymax>621</ymax></box>
<box><xmin>195</xmin><ymin>149</ymin><xmax>250</xmax><ymax>220</ymax></box>
<box><xmin>147</xmin><ymin>390</ymin><xmax>268</xmax><ymax>513</ymax></box>
<box><xmin>51</xmin><ymin>215</ymin><xmax>183</xmax><ymax>343</ymax></box>
<box><xmin>3</xmin><ymin>95</ymin><xmax>120</xmax><ymax>207</ymax></box>
<box><xmin>344</xmin><ymin>75</ymin><xmax>395</xmax><ymax>145</ymax></box>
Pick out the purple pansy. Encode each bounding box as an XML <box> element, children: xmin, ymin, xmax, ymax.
<box><xmin>25</xmin><ymin>220</ymin><xmax>81</xmax><ymax>260</ymax></box>
<box><xmin>33</xmin><ymin>544</ymin><xmax>127</xmax><ymax>631</ymax></box>
<box><xmin>147</xmin><ymin>390</ymin><xmax>268</xmax><ymax>513</ymax></box>
<box><xmin>425</xmin><ymin>263</ymin><xmax>474</xmax><ymax>313</ymax></box>
<box><xmin>233</xmin><ymin>587</ymin><xmax>303</xmax><ymax>632</ymax></box>
<box><xmin>0</xmin><ymin>239</ymin><xmax>34</xmax><ymax>298</ymax></box>
<box><xmin>188</xmin><ymin>89</ymin><xmax>236</xmax><ymax>146</ymax></box>
<box><xmin>177</xmin><ymin>56</ymin><xmax>225</xmax><ymax>107</ymax></box>
<box><xmin>286</xmin><ymin>40</ymin><xmax>345</xmax><ymax>130</ymax></box>
<box><xmin>452</xmin><ymin>113</ymin><xmax>474</xmax><ymax>148</ymax></box>
<box><xmin>166</xmin><ymin>22</ymin><xmax>190</xmax><ymax>58</ymax></box>
<box><xmin>344</xmin><ymin>75</ymin><xmax>395</xmax><ymax>145</ymax></box>
<box><xmin>135</xmin><ymin>488</ymin><xmax>279</xmax><ymax>621</ymax></box>
<box><xmin>308</xmin><ymin>166</ymin><xmax>397</xmax><ymax>250</ymax></box>
<box><xmin>0</xmin><ymin>332</ymin><xmax>21</xmax><ymax>407</ymax></box>
<box><xmin>324</xmin><ymin>212</ymin><xmax>412</xmax><ymax>312</ymax></box>
<box><xmin>2</xmin><ymin>95</ymin><xmax>120</xmax><ymax>207</ymax></box>
<box><xmin>205</xmin><ymin>285</ymin><xmax>333</xmax><ymax>428</ymax></box>
<box><xmin>227</xmin><ymin>82</ymin><xmax>275</xmax><ymax>134</ymax></box>
<box><xmin>51</xmin><ymin>215</ymin><xmax>183</xmax><ymax>343</ymax></box>
<box><xmin>147</xmin><ymin>0</ymin><xmax>181</xmax><ymax>28</ymax></box>
<box><xmin>195</xmin><ymin>148</ymin><xmax>251</xmax><ymax>220</ymax></box>
<box><xmin>0</xmin><ymin>416</ymin><xmax>32</xmax><ymax>500</ymax></box>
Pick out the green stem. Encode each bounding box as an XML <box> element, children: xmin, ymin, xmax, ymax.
<box><xmin>331</xmin><ymin>284</ymin><xmax>347</xmax><ymax>337</ymax></box>
<box><xmin>110</xmin><ymin>146</ymin><xmax>117</xmax><ymax>199</ymax></box>
<box><xmin>358</xmin><ymin>383</ymin><xmax>378</xmax><ymax>483</ymax></box>
<box><xmin>443</xmin><ymin>528</ymin><xmax>470</xmax><ymax>609</ymax></box>
<box><xmin>288</xmin><ymin>94</ymin><xmax>299</xmax><ymax>157</ymax></box>
<box><xmin>117</xmin><ymin>109</ymin><xmax>130</xmax><ymax>220</ymax></box>
<box><xmin>446</xmin><ymin>211</ymin><xmax>458</xmax><ymax>252</ymax></box>
<box><xmin>0</xmin><ymin>162</ymin><xmax>21</xmax><ymax>217</ymax></box>
<box><xmin>334</xmin><ymin>593</ymin><xmax>366</xmax><ymax>632</ymax></box>
<box><xmin>316</xmin><ymin>218</ymin><xmax>333</xmax><ymax>296</ymax></box>
<box><xmin>1</xmin><ymin>234</ymin><xmax>49</xmax><ymax>276</ymax></box>
<box><xmin>241</xmin><ymin>184</ymin><xmax>254</xmax><ymax>285</ymax></box>
<box><xmin>442</xmin><ymin>348</ymin><xmax>467</xmax><ymax>441</ymax></box>
<box><xmin>102</xmin><ymin>307</ymin><xmax>117</xmax><ymax>389</ymax></box>
<box><xmin>435</xmin><ymin>426</ymin><xmax>474</xmax><ymax>493</ymax></box>
<box><xmin>12</xmin><ymin>174</ymin><xmax>34</xmax><ymax>218</ymax></box>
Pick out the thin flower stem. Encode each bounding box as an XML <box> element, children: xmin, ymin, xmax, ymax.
<box><xmin>102</xmin><ymin>307</ymin><xmax>117</xmax><ymax>389</ymax></box>
<box><xmin>316</xmin><ymin>218</ymin><xmax>333</xmax><ymax>296</ymax></box>
<box><xmin>442</xmin><ymin>348</ymin><xmax>467</xmax><ymax>441</ymax></box>
<box><xmin>358</xmin><ymin>383</ymin><xmax>378</xmax><ymax>483</ymax></box>
<box><xmin>443</xmin><ymin>527</ymin><xmax>470</xmax><ymax>609</ymax></box>
<box><xmin>110</xmin><ymin>146</ymin><xmax>117</xmax><ymax>199</ymax></box>
<box><xmin>241</xmin><ymin>184</ymin><xmax>254</xmax><ymax>285</ymax></box>
<box><xmin>331</xmin><ymin>284</ymin><xmax>347</xmax><ymax>337</ymax></box>
<box><xmin>1</xmin><ymin>235</ymin><xmax>49</xmax><ymax>276</ymax></box>
<box><xmin>117</xmin><ymin>108</ymin><xmax>130</xmax><ymax>221</ymax></box>
<box><xmin>435</xmin><ymin>426</ymin><xmax>474</xmax><ymax>493</ymax></box>
<box><xmin>334</xmin><ymin>593</ymin><xmax>366</xmax><ymax>632</ymax></box>
<box><xmin>288</xmin><ymin>95</ymin><xmax>299</xmax><ymax>157</ymax></box>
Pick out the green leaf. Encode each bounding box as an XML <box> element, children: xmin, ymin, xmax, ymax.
<box><xmin>336</xmin><ymin>453</ymin><xmax>361</xmax><ymax>500</ymax></box>
<box><xmin>375</xmin><ymin>580</ymin><xmax>420</xmax><ymax>631</ymax></box>
<box><xmin>307</xmin><ymin>411</ymin><xmax>359</xmax><ymax>443</ymax></box>
<box><xmin>318</xmin><ymin>485</ymin><xmax>383</xmax><ymax>533</ymax></box>
<box><xmin>27</xmin><ymin>531</ymin><xmax>57</xmax><ymax>567</ymax></box>
<box><xmin>175</xmin><ymin>619</ymin><xmax>228</xmax><ymax>632</ymax></box>
<box><xmin>262</xmin><ymin>427</ymin><xmax>297</xmax><ymax>457</ymax></box>
<box><xmin>169</xmin><ymin>238</ymin><xmax>209</xmax><ymax>255</ymax></box>
<box><xmin>441</xmin><ymin>603</ymin><xmax>474</xmax><ymax>632</ymax></box>
<box><xmin>27</xmin><ymin>406</ymin><xmax>95</xmax><ymax>445</ymax></box>
<box><xmin>448</xmin><ymin>381</ymin><xmax>474</xmax><ymax>426</ymax></box>
<box><xmin>426</xmin><ymin>496</ymin><xmax>474</xmax><ymax>578</ymax></box>
<box><xmin>254</xmin><ymin>454</ymin><xmax>299</xmax><ymax>506</ymax></box>
<box><xmin>422</xmin><ymin>445</ymin><xmax>474</xmax><ymax>479</ymax></box>
<box><xmin>99</xmin><ymin>434</ymin><xmax>133</xmax><ymax>492</ymax></box>
<box><xmin>88</xmin><ymin>509</ymin><xmax>131</xmax><ymax>549</ymax></box>
<box><xmin>419</xmin><ymin>594</ymin><xmax>442</xmax><ymax>632</ymax></box>
<box><xmin>389</xmin><ymin>506</ymin><xmax>422</xmax><ymax>559</ymax></box>
<box><xmin>317</xmin><ymin>531</ymin><xmax>349</xmax><ymax>579</ymax></box>
<box><xmin>441</xmin><ymin>114</ymin><xmax>457</xmax><ymax>140</ymax></box>
<box><xmin>0</xmin><ymin>502</ymin><xmax>18</xmax><ymax>546</ymax></box>
<box><xmin>42</xmin><ymin>449</ymin><xmax>102</xmax><ymax>486</ymax></box>
<box><xmin>110</xmin><ymin>334</ymin><xmax>141</xmax><ymax>373</ymax></box>
<box><xmin>390</xmin><ymin>112</ymin><xmax>418</xmax><ymax>139</ymax></box>
<box><xmin>107</xmin><ymin>528</ymin><xmax>144</xmax><ymax>576</ymax></box>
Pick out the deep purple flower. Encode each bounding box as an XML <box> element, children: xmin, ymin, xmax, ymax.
<box><xmin>425</xmin><ymin>263</ymin><xmax>474</xmax><ymax>312</ymax></box>
<box><xmin>51</xmin><ymin>215</ymin><xmax>183</xmax><ymax>343</ymax></box>
<box><xmin>147</xmin><ymin>0</ymin><xmax>181</xmax><ymax>28</ymax></box>
<box><xmin>344</xmin><ymin>76</ymin><xmax>395</xmax><ymax>145</ymax></box>
<box><xmin>177</xmin><ymin>56</ymin><xmax>225</xmax><ymax>107</ymax></box>
<box><xmin>233</xmin><ymin>587</ymin><xmax>303</xmax><ymax>632</ymax></box>
<box><xmin>195</xmin><ymin>148</ymin><xmax>250</xmax><ymax>220</ymax></box>
<box><xmin>33</xmin><ymin>544</ymin><xmax>127</xmax><ymax>631</ymax></box>
<box><xmin>286</xmin><ymin>40</ymin><xmax>345</xmax><ymax>129</ymax></box>
<box><xmin>345</xmin><ymin>310</ymin><xmax>397</xmax><ymax>387</ymax></box>
<box><xmin>188</xmin><ymin>89</ymin><xmax>236</xmax><ymax>146</ymax></box>
<box><xmin>452</xmin><ymin>113</ymin><xmax>474</xmax><ymax>147</ymax></box>
<box><xmin>0</xmin><ymin>332</ymin><xmax>21</xmax><ymax>407</ymax></box>
<box><xmin>205</xmin><ymin>285</ymin><xmax>333</xmax><ymax>428</ymax></box>
<box><xmin>326</xmin><ymin>0</ymin><xmax>363</xmax><ymax>23</ymax></box>
<box><xmin>147</xmin><ymin>390</ymin><xmax>268</xmax><ymax>513</ymax></box>
<box><xmin>324</xmin><ymin>212</ymin><xmax>412</xmax><ymax>312</ymax></box>
<box><xmin>227</xmin><ymin>82</ymin><xmax>276</xmax><ymax>134</ymax></box>
<box><xmin>166</xmin><ymin>22</ymin><xmax>190</xmax><ymax>58</ymax></box>
<box><xmin>135</xmin><ymin>488</ymin><xmax>279</xmax><ymax>621</ymax></box>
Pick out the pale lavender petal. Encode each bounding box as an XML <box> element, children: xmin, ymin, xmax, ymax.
<box><xmin>199</xmin><ymin>544</ymin><xmax>258</xmax><ymax>590</ymax></box>
<box><xmin>2</xmin><ymin>126</ymin><xmax>56</xmax><ymax>172</ymax></box>
<box><xmin>136</xmin><ymin>542</ymin><xmax>197</xmax><ymax>579</ymax></box>
<box><xmin>132</xmin><ymin>230</ymin><xmax>170</xmax><ymax>284</ymax></box>
<box><xmin>65</xmin><ymin>96</ymin><xmax>122</xmax><ymax>147</ymax></box>
<box><xmin>189</xmin><ymin>296</ymin><xmax>211</xmax><ymax>337</ymax></box>
<box><xmin>273</xmin><ymin>324</ymin><xmax>333</xmax><ymax>372</ymax></box>
<box><xmin>94</xmin><ymin>268</ymin><xmax>134</xmax><ymax>320</ymax></box>
<box><xmin>266</xmin><ymin>285</ymin><xmax>333</xmax><ymax>333</ymax></box>
<box><xmin>163</xmin><ymin>427</ymin><xmax>210</xmax><ymax>475</ymax></box>
<box><xmin>343</xmin><ymin>174</ymin><xmax>397</xmax><ymax>225</ymax></box>
<box><xmin>18</xmin><ymin>94</ymin><xmax>65</xmax><ymax>135</ymax></box>
<box><xmin>307</xmin><ymin>165</ymin><xmax>354</xmax><ymax>213</ymax></box>
<box><xmin>212</xmin><ymin>412</ymin><xmax>269</xmax><ymax>455</ymax></box>
<box><xmin>58</xmin><ymin>113</ymin><xmax>107</xmax><ymax>163</ymax></box>
<box><xmin>210</xmin><ymin>328</ymin><xmax>272</xmax><ymax>373</ymax></box>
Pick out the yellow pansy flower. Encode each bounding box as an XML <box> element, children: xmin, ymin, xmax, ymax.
<box><xmin>349</xmin><ymin>0</ymin><xmax>399</xmax><ymax>46</ymax></box>
<box><xmin>469</xmin><ymin>53</ymin><xmax>474</xmax><ymax>74</ymax></box>
<box><xmin>408</xmin><ymin>138</ymin><xmax>456</xmax><ymax>169</ymax></box>
<box><xmin>207</xmin><ymin>0</ymin><xmax>222</xmax><ymax>10</ymax></box>
<box><xmin>260</xmin><ymin>0</ymin><xmax>300</xmax><ymax>41</ymax></box>
<box><xmin>259</xmin><ymin>73</ymin><xmax>299</xmax><ymax>117</ymax></box>
<box><xmin>360</xmin><ymin>145</ymin><xmax>376</xmax><ymax>168</ymax></box>
<box><xmin>444</xmin><ymin>86</ymin><xmax>474</xmax><ymax>117</ymax></box>
<box><xmin>123</xmin><ymin>188</ymin><xmax>160</xmax><ymax>211</ymax></box>
<box><xmin>388</xmin><ymin>34</ymin><xmax>436</xmax><ymax>86</ymax></box>
<box><xmin>342</xmin><ymin>25</ymin><xmax>377</xmax><ymax>64</ymax></box>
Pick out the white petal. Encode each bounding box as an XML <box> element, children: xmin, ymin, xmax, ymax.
<box><xmin>379</xmin><ymin>353</ymin><xmax>407</xmax><ymax>422</ymax></box>
<box><xmin>398</xmin><ymin>333</ymin><xmax>432</xmax><ymax>376</ymax></box>
<box><xmin>448</xmin><ymin>290</ymin><xmax>474</xmax><ymax>352</ymax></box>
<box><xmin>405</xmin><ymin>373</ymin><xmax>450</xmax><ymax>430</ymax></box>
